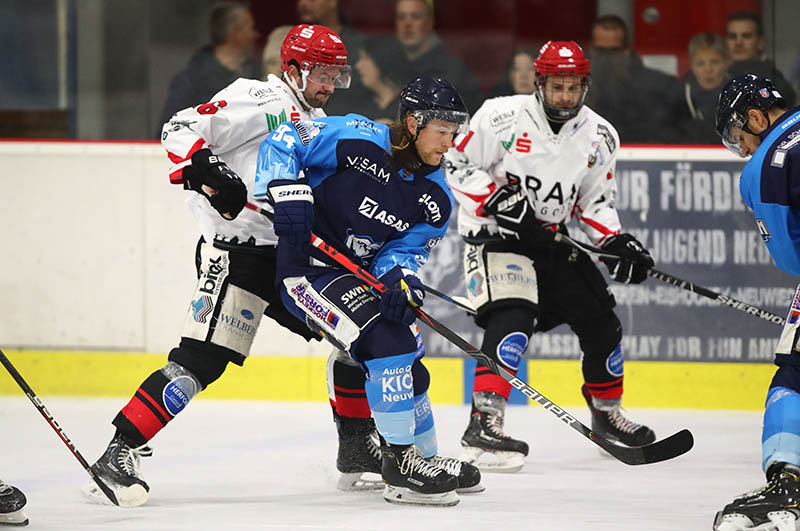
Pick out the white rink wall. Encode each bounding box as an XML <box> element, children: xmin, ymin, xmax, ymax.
<box><xmin>0</xmin><ymin>142</ymin><xmax>740</xmax><ymax>355</ymax></box>
<box><xmin>0</xmin><ymin>141</ymin><xmax>324</xmax><ymax>356</ymax></box>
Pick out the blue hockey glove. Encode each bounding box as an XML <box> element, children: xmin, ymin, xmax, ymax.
<box><xmin>182</xmin><ymin>148</ymin><xmax>247</xmax><ymax>220</ymax></box>
<box><xmin>267</xmin><ymin>179</ymin><xmax>314</xmax><ymax>248</ymax></box>
<box><xmin>601</xmin><ymin>233</ymin><xmax>654</xmax><ymax>284</ymax></box>
<box><xmin>379</xmin><ymin>266</ymin><xmax>425</xmax><ymax>325</ymax></box>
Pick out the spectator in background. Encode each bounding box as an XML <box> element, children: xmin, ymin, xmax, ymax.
<box><xmin>725</xmin><ymin>10</ymin><xmax>796</xmax><ymax>107</ymax></box>
<box><xmin>586</xmin><ymin>14</ymin><xmax>683</xmax><ymax>144</ymax></box>
<box><xmin>354</xmin><ymin>37</ymin><xmax>407</xmax><ymax>123</ymax></box>
<box><xmin>679</xmin><ymin>33</ymin><xmax>729</xmax><ymax>144</ymax></box>
<box><xmin>298</xmin><ymin>0</ymin><xmax>366</xmax><ymax>116</ymax></box>
<box><xmin>390</xmin><ymin>0</ymin><xmax>483</xmax><ymax>113</ymax></box>
<box><xmin>490</xmin><ymin>47</ymin><xmax>538</xmax><ymax>97</ymax></box>
<box><xmin>159</xmin><ymin>2</ymin><xmax>261</xmax><ymax>130</ymax></box>
<box><xmin>262</xmin><ymin>25</ymin><xmax>293</xmax><ymax>79</ymax></box>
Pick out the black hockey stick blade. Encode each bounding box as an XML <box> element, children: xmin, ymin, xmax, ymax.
<box><xmin>414</xmin><ymin>309</ymin><xmax>695</xmax><ymax>465</ymax></box>
<box><xmin>0</xmin><ymin>349</ymin><xmax>120</xmax><ymax>506</ymax></box>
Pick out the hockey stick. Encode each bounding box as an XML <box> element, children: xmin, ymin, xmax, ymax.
<box><xmin>244</xmin><ymin>201</ymin><xmax>477</xmax><ymax>315</ymax></box>
<box><xmin>308</xmin><ymin>233</ymin><xmax>694</xmax><ymax>465</ymax></box>
<box><xmin>0</xmin><ymin>349</ymin><xmax>120</xmax><ymax>506</ymax></box>
<box><xmin>553</xmin><ymin>233</ymin><xmax>786</xmax><ymax>326</ymax></box>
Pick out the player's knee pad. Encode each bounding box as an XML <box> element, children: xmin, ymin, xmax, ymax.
<box><xmin>168</xmin><ymin>342</ymin><xmax>229</xmax><ymax>389</ymax></box>
<box><xmin>354</xmin><ymin>320</ymin><xmax>418</xmax><ymax>361</ymax></box>
<box><xmin>771</xmin><ymin>356</ymin><xmax>800</xmax><ymax>394</ymax></box>
<box><xmin>480</xmin><ymin>306</ymin><xmax>535</xmax><ymax>371</ymax></box>
<box><xmin>763</xmin><ymin>385</ymin><xmax>800</xmax><ymax>471</ymax></box>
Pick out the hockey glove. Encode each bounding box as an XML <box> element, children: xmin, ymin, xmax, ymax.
<box><xmin>601</xmin><ymin>233</ymin><xmax>654</xmax><ymax>284</ymax></box>
<box><xmin>482</xmin><ymin>183</ymin><xmax>553</xmax><ymax>246</ymax></box>
<box><xmin>267</xmin><ymin>179</ymin><xmax>314</xmax><ymax>249</ymax></box>
<box><xmin>378</xmin><ymin>266</ymin><xmax>425</xmax><ymax>325</ymax></box>
<box><xmin>182</xmin><ymin>148</ymin><xmax>247</xmax><ymax>220</ymax></box>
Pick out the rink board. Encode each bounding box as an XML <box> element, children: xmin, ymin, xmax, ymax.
<box><xmin>0</xmin><ymin>350</ymin><xmax>773</xmax><ymax>410</ymax></box>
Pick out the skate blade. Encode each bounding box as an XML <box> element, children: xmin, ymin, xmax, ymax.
<box><xmin>0</xmin><ymin>508</ymin><xmax>29</xmax><ymax>526</ymax></box>
<box><xmin>336</xmin><ymin>472</ymin><xmax>384</xmax><ymax>492</ymax></box>
<box><xmin>382</xmin><ymin>485</ymin><xmax>459</xmax><ymax>507</ymax></box>
<box><xmin>80</xmin><ymin>480</ymin><xmax>148</xmax><ymax>508</ymax></box>
<box><xmin>460</xmin><ymin>446</ymin><xmax>525</xmax><ymax>473</ymax></box>
<box><xmin>456</xmin><ymin>483</ymin><xmax>486</xmax><ymax>494</ymax></box>
<box><xmin>715</xmin><ymin>511</ymin><xmax>798</xmax><ymax>531</ymax></box>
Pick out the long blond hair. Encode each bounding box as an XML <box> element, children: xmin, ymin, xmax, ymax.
<box><xmin>389</xmin><ymin>111</ymin><xmax>423</xmax><ymax>173</ymax></box>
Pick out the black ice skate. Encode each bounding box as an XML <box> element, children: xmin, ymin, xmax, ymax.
<box><xmin>460</xmin><ymin>391</ymin><xmax>529</xmax><ymax>473</ymax></box>
<box><xmin>335</xmin><ymin>416</ymin><xmax>383</xmax><ymax>492</ymax></box>
<box><xmin>0</xmin><ymin>480</ymin><xmax>28</xmax><ymax>527</ymax></box>
<box><xmin>80</xmin><ymin>434</ymin><xmax>152</xmax><ymax>507</ymax></box>
<box><xmin>425</xmin><ymin>455</ymin><xmax>485</xmax><ymax>493</ymax></box>
<box><xmin>582</xmin><ymin>384</ymin><xmax>656</xmax><ymax>447</ymax></box>
<box><xmin>713</xmin><ymin>463</ymin><xmax>800</xmax><ymax>531</ymax></box>
<box><xmin>381</xmin><ymin>444</ymin><xmax>459</xmax><ymax>506</ymax></box>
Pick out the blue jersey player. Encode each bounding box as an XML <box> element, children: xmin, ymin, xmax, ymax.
<box><xmin>714</xmin><ymin>74</ymin><xmax>800</xmax><ymax>531</ymax></box>
<box><xmin>253</xmin><ymin>77</ymin><xmax>479</xmax><ymax>506</ymax></box>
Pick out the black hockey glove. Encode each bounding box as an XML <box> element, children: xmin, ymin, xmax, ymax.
<box><xmin>482</xmin><ymin>183</ymin><xmax>554</xmax><ymax>246</ymax></box>
<box><xmin>378</xmin><ymin>266</ymin><xmax>425</xmax><ymax>325</ymax></box>
<box><xmin>182</xmin><ymin>148</ymin><xmax>247</xmax><ymax>220</ymax></box>
<box><xmin>601</xmin><ymin>233</ymin><xmax>654</xmax><ymax>284</ymax></box>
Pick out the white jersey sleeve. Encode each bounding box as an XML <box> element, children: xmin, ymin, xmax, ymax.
<box><xmin>444</xmin><ymin>94</ymin><xmax>528</xmax><ymax>237</ymax></box>
<box><xmin>160</xmin><ymin>74</ymin><xmax>324</xmax><ymax>246</ymax></box>
<box><xmin>573</xmin><ymin>119</ymin><xmax>621</xmax><ymax>246</ymax></box>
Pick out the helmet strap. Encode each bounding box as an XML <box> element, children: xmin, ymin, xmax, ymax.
<box><xmin>283</xmin><ymin>69</ymin><xmax>312</xmax><ymax>110</ymax></box>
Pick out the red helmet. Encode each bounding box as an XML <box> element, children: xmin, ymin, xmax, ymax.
<box><xmin>281</xmin><ymin>24</ymin><xmax>348</xmax><ymax>71</ymax></box>
<box><xmin>534</xmin><ymin>41</ymin><xmax>591</xmax><ymax>122</ymax></box>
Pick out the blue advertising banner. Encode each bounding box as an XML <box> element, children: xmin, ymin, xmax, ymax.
<box><xmin>419</xmin><ymin>150</ymin><xmax>796</xmax><ymax>363</ymax></box>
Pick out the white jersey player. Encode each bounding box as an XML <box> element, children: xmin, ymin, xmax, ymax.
<box><xmin>445</xmin><ymin>41</ymin><xmax>657</xmax><ymax>472</ymax></box>
<box><xmin>80</xmin><ymin>24</ymin><xmax>352</xmax><ymax>507</ymax></box>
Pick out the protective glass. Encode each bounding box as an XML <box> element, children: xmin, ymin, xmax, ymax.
<box><xmin>719</xmin><ymin>112</ymin><xmax>747</xmax><ymax>157</ymax></box>
<box><xmin>306</xmin><ymin>64</ymin><xmax>352</xmax><ymax>89</ymax></box>
<box><xmin>415</xmin><ymin>109</ymin><xmax>470</xmax><ymax>135</ymax></box>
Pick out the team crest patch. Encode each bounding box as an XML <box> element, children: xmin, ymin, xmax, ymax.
<box><xmin>606</xmin><ymin>345</ymin><xmax>624</xmax><ymax>377</ymax></box>
<box><xmin>760</xmin><ymin>88</ymin><xmax>770</xmax><ymax>98</ymax></box>
<box><xmin>468</xmin><ymin>272</ymin><xmax>484</xmax><ymax>296</ymax></box>
<box><xmin>191</xmin><ymin>296</ymin><xmax>214</xmax><ymax>323</ymax></box>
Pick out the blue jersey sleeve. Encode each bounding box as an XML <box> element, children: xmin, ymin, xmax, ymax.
<box><xmin>253</xmin><ymin>119</ymin><xmax>339</xmax><ymax>199</ymax></box>
<box><xmin>368</xmin><ymin>170</ymin><xmax>454</xmax><ymax>278</ymax></box>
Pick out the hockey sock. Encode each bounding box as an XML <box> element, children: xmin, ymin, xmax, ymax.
<box><xmin>364</xmin><ymin>352</ymin><xmax>416</xmax><ymax>446</ymax></box>
<box><xmin>112</xmin><ymin>362</ymin><xmax>201</xmax><ymax>447</ymax></box>
<box><xmin>329</xmin><ymin>355</ymin><xmax>370</xmax><ymax>418</ymax></box>
<box><xmin>576</xmin><ymin>312</ymin><xmax>624</xmax><ymax>401</ymax></box>
<box><xmin>582</xmin><ymin>344</ymin><xmax>625</xmax><ymax>402</ymax></box>
<box><xmin>411</xmin><ymin>360</ymin><xmax>437</xmax><ymax>457</ymax></box>
<box><xmin>762</xmin><ymin>386</ymin><xmax>800</xmax><ymax>472</ymax></box>
<box><xmin>474</xmin><ymin>330</ymin><xmax>528</xmax><ymax>399</ymax></box>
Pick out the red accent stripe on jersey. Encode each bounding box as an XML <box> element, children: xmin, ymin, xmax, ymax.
<box><xmin>579</xmin><ymin>215</ymin><xmax>617</xmax><ymax>236</ymax></box>
<box><xmin>169</xmin><ymin>168</ymin><xmax>183</xmax><ymax>184</ymax></box>
<box><xmin>334</xmin><ymin>396</ymin><xmax>372</xmax><ymax>418</ymax></box>
<box><xmin>166</xmin><ymin>137</ymin><xmax>206</xmax><ymax>164</ymax></box>
<box><xmin>119</xmin><ymin>396</ymin><xmax>167</xmax><ymax>441</ymax></box>
<box><xmin>451</xmin><ymin>182</ymin><xmax>497</xmax><ymax>218</ymax></box>
<box><xmin>455</xmin><ymin>130</ymin><xmax>474</xmax><ymax>152</ymax></box>
<box><xmin>473</xmin><ymin>370</ymin><xmax>515</xmax><ymax>400</ymax></box>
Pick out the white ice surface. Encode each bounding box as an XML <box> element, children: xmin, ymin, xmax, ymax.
<box><xmin>0</xmin><ymin>397</ymin><xmax>765</xmax><ymax>530</ymax></box>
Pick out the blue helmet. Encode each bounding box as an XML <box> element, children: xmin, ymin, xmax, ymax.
<box><xmin>397</xmin><ymin>76</ymin><xmax>469</xmax><ymax>134</ymax></box>
<box><xmin>715</xmin><ymin>73</ymin><xmax>785</xmax><ymax>156</ymax></box>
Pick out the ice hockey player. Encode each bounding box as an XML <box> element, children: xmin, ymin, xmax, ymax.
<box><xmin>444</xmin><ymin>41</ymin><xmax>657</xmax><ymax>473</ymax></box>
<box><xmin>80</xmin><ymin>24</ymin><xmax>351</xmax><ymax>507</ymax></box>
<box><xmin>0</xmin><ymin>479</ymin><xmax>27</xmax><ymax>527</ymax></box>
<box><xmin>713</xmin><ymin>74</ymin><xmax>800</xmax><ymax>531</ymax></box>
<box><xmin>253</xmin><ymin>76</ymin><xmax>481</xmax><ymax>506</ymax></box>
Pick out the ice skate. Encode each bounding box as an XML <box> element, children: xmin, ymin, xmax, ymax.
<box><xmin>80</xmin><ymin>434</ymin><xmax>152</xmax><ymax>507</ymax></box>
<box><xmin>582</xmin><ymin>384</ymin><xmax>656</xmax><ymax>448</ymax></box>
<box><xmin>713</xmin><ymin>464</ymin><xmax>800</xmax><ymax>531</ymax></box>
<box><xmin>460</xmin><ymin>391</ymin><xmax>528</xmax><ymax>473</ymax></box>
<box><xmin>381</xmin><ymin>444</ymin><xmax>459</xmax><ymax>507</ymax></box>
<box><xmin>0</xmin><ymin>480</ymin><xmax>27</xmax><ymax>527</ymax></box>
<box><xmin>335</xmin><ymin>418</ymin><xmax>383</xmax><ymax>492</ymax></box>
<box><xmin>425</xmin><ymin>455</ymin><xmax>485</xmax><ymax>493</ymax></box>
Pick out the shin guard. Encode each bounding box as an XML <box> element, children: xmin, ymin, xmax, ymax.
<box><xmin>763</xmin><ymin>386</ymin><xmax>800</xmax><ymax>472</ymax></box>
<box><xmin>364</xmin><ymin>352</ymin><xmax>416</xmax><ymax>446</ymax></box>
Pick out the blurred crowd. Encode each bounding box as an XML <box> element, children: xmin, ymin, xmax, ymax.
<box><xmin>160</xmin><ymin>1</ymin><xmax>798</xmax><ymax>145</ymax></box>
